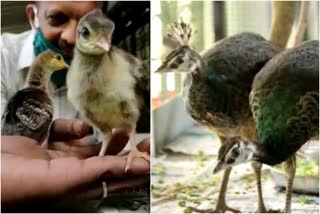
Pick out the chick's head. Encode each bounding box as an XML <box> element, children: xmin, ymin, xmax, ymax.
<box><xmin>76</xmin><ymin>9</ymin><xmax>115</xmax><ymax>55</ymax></box>
<box><xmin>37</xmin><ymin>50</ymin><xmax>69</xmax><ymax>71</ymax></box>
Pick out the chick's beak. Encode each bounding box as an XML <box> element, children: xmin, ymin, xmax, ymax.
<box><xmin>213</xmin><ymin>161</ymin><xmax>225</xmax><ymax>174</ymax></box>
<box><xmin>60</xmin><ymin>60</ymin><xmax>69</xmax><ymax>69</ymax></box>
<box><xmin>96</xmin><ymin>38</ymin><xmax>111</xmax><ymax>52</ymax></box>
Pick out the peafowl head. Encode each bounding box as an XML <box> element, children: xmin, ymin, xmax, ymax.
<box><xmin>213</xmin><ymin>137</ymin><xmax>257</xmax><ymax>174</ymax></box>
<box><xmin>76</xmin><ymin>9</ymin><xmax>114</xmax><ymax>55</ymax></box>
<box><xmin>155</xmin><ymin>19</ymin><xmax>203</xmax><ymax>74</ymax></box>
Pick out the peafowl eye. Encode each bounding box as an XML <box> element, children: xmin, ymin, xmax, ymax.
<box><xmin>231</xmin><ymin>147</ymin><xmax>240</xmax><ymax>158</ymax></box>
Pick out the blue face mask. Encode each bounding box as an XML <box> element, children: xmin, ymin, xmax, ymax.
<box><xmin>33</xmin><ymin>28</ymin><xmax>72</xmax><ymax>88</ymax></box>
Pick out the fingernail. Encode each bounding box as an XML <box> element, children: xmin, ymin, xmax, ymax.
<box><xmin>125</xmin><ymin>168</ymin><xmax>131</xmax><ymax>174</ymax></box>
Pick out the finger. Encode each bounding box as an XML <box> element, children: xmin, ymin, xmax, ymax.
<box><xmin>1</xmin><ymin>136</ymin><xmax>50</xmax><ymax>160</ymax></box>
<box><xmin>49</xmin><ymin>119</ymin><xmax>91</xmax><ymax>142</ymax></box>
<box><xmin>137</xmin><ymin>138</ymin><xmax>150</xmax><ymax>154</ymax></box>
<box><xmin>71</xmin><ymin>176</ymin><xmax>149</xmax><ymax>201</ymax></box>
<box><xmin>42</xmin><ymin>155</ymin><xmax>149</xmax><ymax>195</ymax></box>
<box><xmin>48</xmin><ymin>136</ymin><xmax>101</xmax><ymax>159</ymax></box>
<box><xmin>105</xmin><ymin>129</ymin><xmax>130</xmax><ymax>155</ymax></box>
<box><xmin>47</xmin><ymin>143</ymin><xmax>100</xmax><ymax>159</ymax></box>
<box><xmin>84</xmin><ymin>155</ymin><xmax>150</xmax><ymax>179</ymax></box>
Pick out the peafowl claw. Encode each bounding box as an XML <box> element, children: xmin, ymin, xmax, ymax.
<box><xmin>187</xmin><ymin>204</ymin><xmax>241</xmax><ymax>213</ymax></box>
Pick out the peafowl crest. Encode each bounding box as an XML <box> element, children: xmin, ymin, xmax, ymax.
<box><xmin>166</xmin><ymin>18</ymin><xmax>192</xmax><ymax>46</ymax></box>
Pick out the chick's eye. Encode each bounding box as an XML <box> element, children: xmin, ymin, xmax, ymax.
<box><xmin>232</xmin><ymin>148</ymin><xmax>240</xmax><ymax>157</ymax></box>
<box><xmin>80</xmin><ymin>27</ymin><xmax>90</xmax><ymax>38</ymax></box>
<box><xmin>55</xmin><ymin>55</ymin><xmax>62</xmax><ymax>60</ymax></box>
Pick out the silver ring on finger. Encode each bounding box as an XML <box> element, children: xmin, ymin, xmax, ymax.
<box><xmin>102</xmin><ymin>181</ymin><xmax>107</xmax><ymax>198</ymax></box>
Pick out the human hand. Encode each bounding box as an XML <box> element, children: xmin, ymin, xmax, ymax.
<box><xmin>47</xmin><ymin>118</ymin><xmax>138</xmax><ymax>159</ymax></box>
<box><xmin>1</xmin><ymin>118</ymin><xmax>150</xmax><ymax>208</ymax></box>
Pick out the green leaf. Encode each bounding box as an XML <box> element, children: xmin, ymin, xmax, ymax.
<box><xmin>178</xmin><ymin>200</ymin><xmax>186</xmax><ymax>207</ymax></box>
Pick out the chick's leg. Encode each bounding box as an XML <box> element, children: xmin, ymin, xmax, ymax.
<box><xmin>251</xmin><ymin>161</ymin><xmax>267</xmax><ymax>213</ymax></box>
<box><xmin>125</xmin><ymin>129</ymin><xmax>150</xmax><ymax>172</ymax></box>
<box><xmin>99</xmin><ymin>131</ymin><xmax>112</xmax><ymax>156</ymax></box>
<box><xmin>283</xmin><ymin>155</ymin><xmax>296</xmax><ymax>213</ymax></box>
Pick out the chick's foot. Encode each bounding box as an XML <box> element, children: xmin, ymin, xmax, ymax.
<box><xmin>125</xmin><ymin>147</ymin><xmax>150</xmax><ymax>172</ymax></box>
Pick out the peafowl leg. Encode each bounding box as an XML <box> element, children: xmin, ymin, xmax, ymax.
<box><xmin>188</xmin><ymin>167</ymin><xmax>240</xmax><ymax>213</ymax></box>
<box><xmin>188</xmin><ymin>136</ymin><xmax>240</xmax><ymax>213</ymax></box>
<box><xmin>283</xmin><ymin>155</ymin><xmax>296</xmax><ymax>213</ymax></box>
<box><xmin>213</xmin><ymin>167</ymin><xmax>241</xmax><ymax>213</ymax></box>
<box><xmin>125</xmin><ymin>129</ymin><xmax>150</xmax><ymax>172</ymax></box>
<box><xmin>251</xmin><ymin>161</ymin><xmax>267</xmax><ymax>213</ymax></box>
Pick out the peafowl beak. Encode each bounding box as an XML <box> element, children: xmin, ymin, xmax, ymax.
<box><xmin>155</xmin><ymin>64</ymin><xmax>169</xmax><ymax>73</ymax></box>
<box><xmin>213</xmin><ymin>160</ymin><xmax>225</xmax><ymax>174</ymax></box>
<box><xmin>96</xmin><ymin>38</ymin><xmax>111</xmax><ymax>52</ymax></box>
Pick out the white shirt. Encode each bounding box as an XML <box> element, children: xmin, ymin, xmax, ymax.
<box><xmin>1</xmin><ymin>30</ymin><xmax>78</xmax><ymax>119</ymax></box>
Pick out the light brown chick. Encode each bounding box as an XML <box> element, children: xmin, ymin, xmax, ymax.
<box><xmin>67</xmin><ymin>9</ymin><xmax>149</xmax><ymax>171</ymax></box>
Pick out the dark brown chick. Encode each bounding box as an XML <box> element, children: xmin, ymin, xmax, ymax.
<box><xmin>1</xmin><ymin>50</ymin><xmax>68</xmax><ymax>143</ymax></box>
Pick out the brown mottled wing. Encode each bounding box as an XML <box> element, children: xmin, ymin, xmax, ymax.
<box><xmin>250</xmin><ymin>40</ymin><xmax>319</xmax><ymax>161</ymax></box>
<box><xmin>16</xmin><ymin>99</ymin><xmax>53</xmax><ymax>131</ymax></box>
<box><xmin>1</xmin><ymin>88</ymin><xmax>53</xmax><ymax>143</ymax></box>
<box><xmin>120</xmin><ymin>48</ymin><xmax>150</xmax><ymax>91</ymax></box>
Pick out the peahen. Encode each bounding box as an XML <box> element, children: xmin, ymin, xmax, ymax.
<box><xmin>214</xmin><ymin>40</ymin><xmax>319</xmax><ymax>213</ymax></box>
<box><xmin>156</xmin><ymin>21</ymin><xmax>280</xmax><ymax>213</ymax></box>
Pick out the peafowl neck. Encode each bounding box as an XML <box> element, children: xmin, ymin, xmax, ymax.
<box><xmin>26</xmin><ymin>64</ymin><xmax>53</xmax><ymax>92</ymax></box>
<box><xmin>190</xmin><ymin>51</ymin><xmax>207</xmax><ymax>79</ymax></box>
<box><xmin>252</xmin><ymin>143</ymin><xmax>279</xmax><ymax>165</ymax></box>
<box><xmin>253</xmin><ymin>131</ymin><xmax>290</xmax><ymax>165</ymax></box>
<box><xmin>185</xmin><ymin>62</ymin><xmax>229</xmax><ymax>116</ymax></box>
